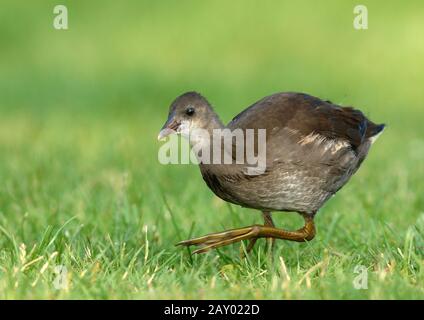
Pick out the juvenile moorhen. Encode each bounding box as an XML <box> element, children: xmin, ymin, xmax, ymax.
<box><xmin>158</xmin><ymin>92</ymin><xmax>385</xmax><ymax>254</ymax></box>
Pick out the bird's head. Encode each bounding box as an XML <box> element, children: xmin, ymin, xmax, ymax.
<box><xmin>158</xmin><ymin>91</ymin><xmax>221</xmax><ymax>141</ymax></box>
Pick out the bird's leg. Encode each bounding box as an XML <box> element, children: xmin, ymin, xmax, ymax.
<box><xmin>263</xmin><ymin>211</ymin><xmax>276</xmax><ymax>252</ymax></box>
<box><xmin>244</xmin><ymin>211</ymin><xmax>275</xmax><ymax>255</ymax></box>
<box><xmin>177</xmin><ymin>215</ymin><xmax>316</xmax><ymax>254</ymax></box>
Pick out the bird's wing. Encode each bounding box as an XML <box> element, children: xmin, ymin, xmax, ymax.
<box><xmin>227</xmin><ymin>92</ymin><xmax>382</xmax><ymax>152</ymax></box>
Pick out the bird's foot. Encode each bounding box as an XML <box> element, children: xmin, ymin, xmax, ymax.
<box><xmin>176</xmin><ymin>216</ymin><xmax>315</xmax><ymax>255</ymax></box>
<box><xmin>176</xmin><ymin>225</ymin><xmax>262</xmax><ymax>254</ymax></box>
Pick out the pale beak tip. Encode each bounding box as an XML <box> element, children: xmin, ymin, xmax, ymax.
<box><xmin>157</xmin><ymin>132</ymin><xmax>166</xmax><ymax>141</ymax></box>
<box><xmin>157</xmin><ymin>128</ymin><xmax>173</xmax><ymax>141</ymax></box>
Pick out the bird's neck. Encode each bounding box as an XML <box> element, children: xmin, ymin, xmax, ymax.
<box><xmin>206</xmin><ymin>113</ymin><xmax>225</xmax><ymax>132</ymax></box>
<box><xmin>187</xmin><ymin>112</ymin><xmax>231</xmax><ymax>163</ymax></box>
<box><xmin>189</xmin><ymin>113</ymin><xmax>267</xmax><ymax>176</ymax></box>
<box><xmin>188</xmin><ymin>112</ymin><xmax>224</xmax><ymax>146</ymax></box>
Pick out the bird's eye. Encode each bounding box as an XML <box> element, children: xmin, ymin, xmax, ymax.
<box><xmin>185</xmin><ymin>107</ymin><xmax>195</xmax><ymax>116</ymax></box>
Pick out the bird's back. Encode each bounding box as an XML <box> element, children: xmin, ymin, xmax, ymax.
<box><xmin>227</xmin><ymin>92</ymin><xmax>384</xmax><ymax>149</ymax></box>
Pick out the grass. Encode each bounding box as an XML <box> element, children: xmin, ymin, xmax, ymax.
<box><xmin>0</xmin><ymin>0</ymin><xmax>423</xmax><ymax>299</ymax></box>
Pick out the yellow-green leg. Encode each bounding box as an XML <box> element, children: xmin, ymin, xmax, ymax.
<box><xmin>176</xmin><ymin>214</ymin><xmax>316</xmax><ymax>255</ymax></box>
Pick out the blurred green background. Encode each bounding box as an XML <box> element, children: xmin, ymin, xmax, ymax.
<box><xmin>0</xmin><ymin>0</ymin><xmax>423</xmax><ymax>299</ymax></box>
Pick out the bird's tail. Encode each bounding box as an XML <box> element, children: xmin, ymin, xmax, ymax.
<box><xmin>367</xmin><ymin>123</ymin><xmax>386</xmax><ymax>144</ymax></box>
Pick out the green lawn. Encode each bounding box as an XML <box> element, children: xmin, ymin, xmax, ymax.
<box><xmin>0</xmin><ymin>0</ymin><xmax>423</xmax><ymax>299</ymax></box>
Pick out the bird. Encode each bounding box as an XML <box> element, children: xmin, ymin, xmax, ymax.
<box><xmin>158</xmin><ymin>91</ymin><xmax>385</xmax><ymax>254</ymax></box>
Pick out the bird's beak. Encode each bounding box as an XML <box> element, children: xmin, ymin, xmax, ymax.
<box><xmin>157</xmin><ymin>118</ymin><xmax>180</xmax><ymax>141</ymax></box>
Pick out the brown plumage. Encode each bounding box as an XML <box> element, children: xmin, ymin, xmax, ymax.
<box><xmin>158</xmin><ymin>91</ymin><xmax>385</xmax><ymax>255</ymax></box>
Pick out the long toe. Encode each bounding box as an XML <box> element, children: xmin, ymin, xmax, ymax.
<box><xmin>192</xmin><ymin>228</ymin><xmax>260</xmax><ymax>254</ymax></box>
<box><xmin>176</xmin><ymin>226</ymin><xmax>262</xmax><ymax>254</ymax></box>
